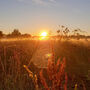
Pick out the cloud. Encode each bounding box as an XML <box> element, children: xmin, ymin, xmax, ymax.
<box><xmin>16</xmin><ymin>0</ymin><xmax>24</xmax><ymax>2</ymax></box>
<box><xmin>32</xmin><ymin>0</ymin><xmax>43</xmax><ymax>4</ymax></box>
<box><xmin>49</xmin><ymin>0</ymin><xmax>55</xmax><ymax>2</ymax></box>
<box><xmin>16</xmin><ymin>0</ymin><xmax>56</xmax><ymax>6</ymax></box>
<box><xmin>32</xmin><ymin>0</ymin><xmax>56</xmax><ymax>5</ymax></box>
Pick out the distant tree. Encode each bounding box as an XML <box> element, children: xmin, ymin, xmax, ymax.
<box><xmin>0</xmin><ymin>31</ymin><xmax>3</xmax><ymax>38</ymax></box>
<box><xmin>6</xmin><ymin>33</ymin><xmax>12</xmax><ymax>38</ymax></box>
<box><xmin>11</xmin><ymin>29</ymin><xmax>21</xmax><ymax>37</ymax></box>
<box><xmin>22</xmin><ymin>33</ymin><xmax>31</xmax><ymax>38</ymax></box>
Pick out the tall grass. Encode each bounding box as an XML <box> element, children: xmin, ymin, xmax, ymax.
<box><xmin>39</xmin><ymin>58</ymin><xmax>67</xmax><ymax>90</ymax></box>
<box><xmin>0</xmin><ymin>40</ymin><xmax>38</xmax><ymax>90</ymax></box>
<box><xmin>54</xmin><ymin>40</ymin><xmax>90</xmax><ymax>90</ymax></box>
<box><xmin>0</xmin><ymin>39</ymin><xmax>89</xmax><ymax>90</ymax></box>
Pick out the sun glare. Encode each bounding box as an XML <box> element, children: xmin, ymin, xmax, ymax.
<box><xmin>39</xmin><ymin>32</ymin><xmax>48</xmax><ymax>40</ymax></box>
<box><xmin>41</xmin><ymin>32</ymin><xmax>47</xmax><ymax>37</ymax></box>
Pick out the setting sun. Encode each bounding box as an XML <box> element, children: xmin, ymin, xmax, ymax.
<box><xmin>39</xmin><ymin>32</ymin><xmax>48</xmax><ymax>40</ymax></box>
<box><xmin>41</xmin><ymin>32</ymin><xmax>48</xmax><ymax>37</ymax></box>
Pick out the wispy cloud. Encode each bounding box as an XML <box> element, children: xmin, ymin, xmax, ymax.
<box><xmin>17</xmin><ymin>0</ymin><xmax>24</xmax><ymax>2</ymax></box>
<box><xmin>32</xmin><ymin>0</ymin><xmax>43</xmax><ymax>4</ymax></box>
<box><xmin>32</xmin><ymin>0</ymin><xmax>56</xmax><ymax>5</ymax></box>
<box><xmin>16</xmin><ymin>0</ymin><xmax>56</xmax><ymax>6</ymax></box>
<box><xmin>16</xmin><ymin>0</ymin><xmax>25</xmax><ymax>3</ymax></box>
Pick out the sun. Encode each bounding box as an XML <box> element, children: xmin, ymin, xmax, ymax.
<box><xmin>39</xmin><ymin>31</ymin><xmax>48</xmax><ymax>40</ymax></box>
<box><xmin>41</xmin><ymin>32</ymin><xmax>48</xmax><ymax>37</ymax></box>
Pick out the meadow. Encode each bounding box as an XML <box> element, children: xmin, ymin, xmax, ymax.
<box><xmin>0</xmin><ymin>38</ymin><xmax>90</xmax><ymax>90</ymax></box>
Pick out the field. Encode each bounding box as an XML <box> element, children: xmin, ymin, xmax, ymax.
<box><xmin>0</xmin><ymin>39</ymin><xmax>90</xmax><ymax>90</ymax></box>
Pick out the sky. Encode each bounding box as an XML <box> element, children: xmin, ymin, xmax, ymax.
<box><xmin>0</xmin><ymin>0</ymin><xmax>90</xmax><ymax>35</ymax></box>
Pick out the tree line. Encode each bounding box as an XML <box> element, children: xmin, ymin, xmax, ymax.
<box><xmin>0</xmin><ymin>26</ymin><xmax>90</xmax><ymax>39</ymax></box>
<box><xmin>0</xmin><ymin>29</ymin><xmax>31</xmax><ymax>38</ymax></box>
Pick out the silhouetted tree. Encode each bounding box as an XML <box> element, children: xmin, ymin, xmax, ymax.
<box><xmin>0</xmin><ymin>31</ymin><xmax>3</xmax><ymax>38</ymax></box>
<box><xmin>22</xmin><ymin>33</ymin><xmax>31</xmax><ymax>38</ymax></box>
<box><xmin>11</xmin><ymin>29</ymin><xmax>21</xmax><ymax>37</ymax></box>
<box><xmin>6</xmin><ymin>33</ymin><xmax>12</xmax><ymax>38</ymax></box>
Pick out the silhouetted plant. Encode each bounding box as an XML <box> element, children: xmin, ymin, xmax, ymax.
<box><xmin>57</xmin><ymin>30</ymin><xmax>60</xmax><ymax>34</ymax></box>
<box><xmin>63</xmin><ymin>27</ymin><xmax>70</xmax><ymax>37</ymax></box>
<box><xmin>39</xmin><ymin>58</ymin><xmax>67</xmax><ymax>90</ymax></box>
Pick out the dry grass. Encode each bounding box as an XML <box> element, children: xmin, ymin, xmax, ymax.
<box><xmin>0</xmin><ymin>40</ymin><xmax>38</xmax><ymax>90</ymax></box>
<box><xmin>0</xmin><ymin>39</ymin><xmax>89</xmax><ymax>90</ymax></box>
<box><xmin>39</xmin><ymin>58</ymin><xmax>67</xmax><ymax>90</ymax></box>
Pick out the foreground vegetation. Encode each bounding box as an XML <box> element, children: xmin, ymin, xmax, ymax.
<box><xmin>54</xmin><ymin>40</ymin><xmax>90</xmax><ymax>90</ymax></box>
<box><xmin>0</xmin><ymin>40</ymin><xmax>39</xmax><ymax>90</ymax></box>
<box><xmin>0</xmin><ymin>39</ymin><xmax>90</xmax><ymax>90</ymax></box>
